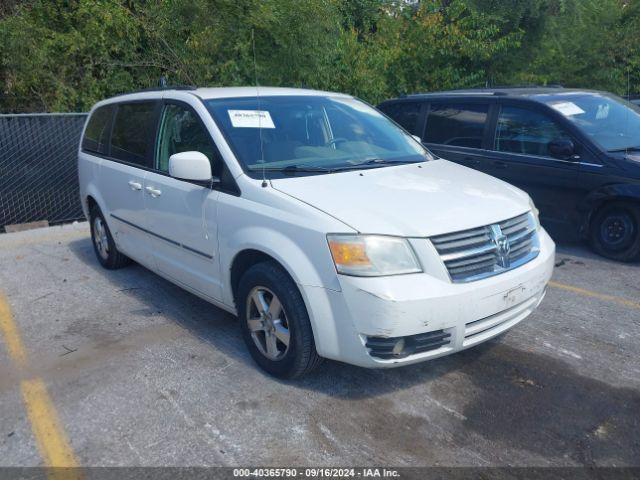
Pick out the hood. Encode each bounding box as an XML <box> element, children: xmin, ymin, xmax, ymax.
<box><xmin>271</xmin><ymin>160</ymin><xmax>531</xmax><ymax>237</ymax></box>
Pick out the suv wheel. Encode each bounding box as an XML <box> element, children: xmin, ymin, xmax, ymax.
<box><xmin>590</xmin><ymin>202</ymin><xmax>640</xmax><ymax>262</ymax></box>
<box><xmin>89</xmin><ymin>205</ymin><xmax>132</xmax><ymax>269</ymax></box>
<box><xmin>237</xmin><ymin>261</ymin><xmax>323</xmax><ymax>378</ymax></box>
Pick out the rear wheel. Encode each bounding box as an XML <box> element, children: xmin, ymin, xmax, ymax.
<box><xmin>589</xmin><ymin>202</ymin><xmax>640</xmax><ymax>262</ymax></box>
<box><xmin>237</xmin><ymin>261</ymin><xmax>323</xmax><ymax>378</ymax></box>
<box><xmin>89</xmin><ymin>205</ymin><xmax>132</xmax><ymax>269</ymax></box>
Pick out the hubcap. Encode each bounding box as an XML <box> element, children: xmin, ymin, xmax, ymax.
<box><xmin>600</xmin><ymin>212</ymin><xmax>635</xmax><ymax>250</ymax></box>
<box><xmin>246</xmin><ymin>287</ymin><xmax>290</xmax><ymax>361</ymax></box>
<box><xmin>93</xmin><ymin>217</ymin><xmax>109</xmax><ymax>260</ymax></box>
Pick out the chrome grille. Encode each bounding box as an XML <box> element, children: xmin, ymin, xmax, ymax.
<box><xmin>430</xmin><ymin>212</ymin><xmax>540</xmax><ymax>283</ymax></box>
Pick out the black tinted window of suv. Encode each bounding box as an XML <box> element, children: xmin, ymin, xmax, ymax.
<box><xmin>82</xmin><ymin>105</ymin><xmax>113</xmax><ymax>154</ymax></box>
<box><xmin>110</xmin><ymin>102</ymin><xmax>156</xmax><ymax>165</ymax></box>
<box><xmin>495</xmin><ymin>106</ymin><xmax>571</xmax><ymax>157</ymax></box>
<box><xmin>379</xmin><ymin>101</ymin><xmax>422</xmax><ymax>135</ymax></box>
<box><xmin>424</xmin><ymin>103</ymin><xmax>488</xmax><ymax>148</ymax></box>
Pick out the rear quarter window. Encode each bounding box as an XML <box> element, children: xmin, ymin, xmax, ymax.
<box><xmin>110</xmin><ymin>102</ymin><xmax>157</xmax><ymax>166</ymax></box>
<box><xmin>379</xmin><ymin>101</ymin><xmax>423</xmax><ymax>135</ymax></box>
<box><xmin>424</xmin><ymin>103</ymin><xmax>489</xmax><ymax>149</ymax></box>
<box><xmin>82</xmin><ymin>105</ymin><xmax>114</xmax><ymax>154</ymax></box>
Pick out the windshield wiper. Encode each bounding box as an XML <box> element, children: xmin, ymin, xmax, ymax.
<box><xmin>331</xmin><ymin>158</ymin><xmax>423</xmax><ymax>171</ymax></box>
<box><xmin>608</xmin><ymin>146</ymin><xmax>640</xmax><ymax>153</ymax></box>
<box><xmin>248</xmin><ymin>164</ymin><xmax>333</xmax><ymax>174</ymax></box>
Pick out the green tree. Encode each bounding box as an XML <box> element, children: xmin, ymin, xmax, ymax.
<box><xmin>0</xmin><ymin>0</ymin><xmax>638</xmax><ymax>112</ymax></box>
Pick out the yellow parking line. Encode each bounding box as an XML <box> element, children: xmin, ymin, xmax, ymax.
<box><xmin>0</xmin><ymin>293</ymin><xmax>28</xmax><ymax>368</ymax></box>
<box><xmin>549</xmin><ymin>280</ymin><xmax>640</xmax><ymax>310</ymax></box>
<box><xmin>0</xmin><ymin>292</ymin><xmax>80</xmax><ymax>471</ymax></box>
<box><xmin>21</xmin><ymin>378</ymin><xmax>79</xmax><ymax>468</ymax></box>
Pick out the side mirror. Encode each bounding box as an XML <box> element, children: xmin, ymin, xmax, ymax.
<box><xmin>548</xmin><ymin>139</ymin><xmax>576</xmax><ymax>160</ymax></box>
<box><xmin>169</xmin><ymin>151</ymin><xmax>212</xmax><ymax>182</ymax></box>
<box><xmin>412</xmin><ymin>134</ymin><xmax>422</xmax><ymax>144</ymax></box>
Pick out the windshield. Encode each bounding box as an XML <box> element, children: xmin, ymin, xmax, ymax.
<box><xmin>543</xmin><ymin>93</ymin><xmax>640</xmax><ymax>152</ymax></box>
<box><xmin>205</xmin><ymin>95</ymin><xmax>429</xmax><ymax>177</ymax></box>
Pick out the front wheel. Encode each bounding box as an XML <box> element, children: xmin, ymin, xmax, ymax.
<box><xmin>589</xmin><ymin>202</ymin><xmax>640</xmax><ymax>262</ymax></box>
<box><xmin>237</xmin><ymin>261</ymin><xmax>323</xmax><ymax>378</ymax></box>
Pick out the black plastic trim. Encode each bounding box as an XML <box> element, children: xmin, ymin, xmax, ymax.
<box><xmin>110</xmin><ymin>214</ymin><xmax>213</xmax><ymax>260</ymax></box>
<box><xmin>365</xmin><ymin>330</ymin><xmax>451</xmax><ymax>359</ymax></box>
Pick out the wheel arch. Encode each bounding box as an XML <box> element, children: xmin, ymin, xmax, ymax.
<box><xmin>230</xmin><ymin>249</ymin><xmax>288</xmax><ymax>307</ymax></box>
<box><xmin>83</xmin><ymin>183</ymin><xmax>109</xmax><ymax>222</ymax></box>
<box><xmin>579</xmin><ymin>184</ymin><xmax>640</xmax><ymax>236</ymax></box>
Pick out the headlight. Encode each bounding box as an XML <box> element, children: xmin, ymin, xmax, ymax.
<box><xmin>528</xmin><ymin>197</ymin><xmax>541</xmax><ymax>230</ymax></box>
<box><xmin>327</xmin><ymin>234</ymin><xmax>422</xmax><ymax>276</ymax></box>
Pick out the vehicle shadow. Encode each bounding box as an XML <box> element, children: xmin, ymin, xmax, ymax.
<box><xmin>551</xmin><ymin>239</ymin><xmax>640</xmax><ymax>265</ymax></box>
<box><xmin>68</xmin><ymin>237</ymin><xmax>640</xmax><ymax>465</ymax></box>
<box><xmin>297</xmin><ymin>341</ymin><xmax>640</xmax><ymax>466</ymax></box>
<box><xmin>456</xmin><ymin>343</ymin><xmax>640</xmax><ymax>465</ymax></box>
<box><xmin>66</xmin><ymin>236</ymin><xmax>484</xmax><ymax>393</ymax></box>
<box><xmin>67</xmin><ymin>237</ymin><xmax>252</xmax><ymax>366</ymax></box>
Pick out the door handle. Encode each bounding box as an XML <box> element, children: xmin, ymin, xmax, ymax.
<box><xmin>128</xmin><ymin>181</ymin><xmax>142</xmax><ymax>191</ymax></box>
<box><xmin>145</xmin><ymin>186</ymin><xmax>162</xmax><ymax>197</ymax></box>
<box><xmin>493</xmin><ymin>161</ymin><xmax>508</xmax><ymax>169</ymax></box>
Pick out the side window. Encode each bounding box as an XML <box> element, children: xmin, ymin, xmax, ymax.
<box><xmin>495</xmin><ymin>106</ymin><xmax>572</xmax><ymax>157</ymax></box>
<box><xmin>82</xmin><ymin>105</ymin><xmax>113</xmax><ymax>154</ymax></box>
<box><xmin>110</xmin><ymin>102</ymin><xmax>156</xmax><ymax>166</ymax></box>
<box><xmin>155</xmin><ymin>104</ymin><xmax>218</xmax><ymax>175</ymax></box>
<box><xmin>379</xmin><ymin>102</ymin><xmax>423</xmax><ymax>135</ymax></box>
<box><xmin>424</xmin><ymin>103</ymin><xmax>488</xmax><ymax>148</ymax></box>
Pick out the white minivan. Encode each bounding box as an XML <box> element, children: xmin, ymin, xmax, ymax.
<box><xmin>78</xmin><ymin>87</ymin><xmax>555</xmax><ymax>378</ymax></box>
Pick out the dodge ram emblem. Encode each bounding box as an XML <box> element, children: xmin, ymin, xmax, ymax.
<box><xmin>490</xmin><ymin>224</ymin><xmax>511</xmax><ymax>268</ymax></box>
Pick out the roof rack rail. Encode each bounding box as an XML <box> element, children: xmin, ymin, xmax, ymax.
<box><xmin>112</xmin><ymin>84</ymin><xmax>197</xmax><ymax>98</ymax></box>
<box><xmin>487</xmin><ymin>84</ymin><xmax>564</xmax><ymax>89</ymax></box>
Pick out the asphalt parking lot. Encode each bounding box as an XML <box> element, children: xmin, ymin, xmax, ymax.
<box><xmin>0</xmin><ymin>223</ymin><xmax>639</xmax><ymax>467</ymax></box>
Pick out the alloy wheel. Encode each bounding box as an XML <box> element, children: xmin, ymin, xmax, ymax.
<box><xmin>93</xmin><ymin>216</ymin><xmax>110</xmax><ymax>260</ymax></box>
<box><xmin>246</xmin><ymin>287</ymin><xmax>290</xmax><ymax>361</ymax></box>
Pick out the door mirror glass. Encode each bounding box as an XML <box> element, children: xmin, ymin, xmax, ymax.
<box><xmin>548</xmin><ymin>138</ymin><xmax>576</xmax><ymax>159</ymax></box>
<box><xmin>169</xmin><ymin>151</ymin><xmax>212</xmax><ymax>181</ymax></box>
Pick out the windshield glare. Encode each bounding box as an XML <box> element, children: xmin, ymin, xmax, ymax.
<box><xmin>544</xmin><ymin>94</ymin><xmax>640</xmax><ymax>152</ymax></box>
<box><xmin>205</xmin><ymin>96</ymin><xmax>429</xmax><ymax>176</ymax></box>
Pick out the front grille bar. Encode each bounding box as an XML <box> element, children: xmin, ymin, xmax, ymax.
<box><xmin>430</xmin><ymin>212</ymin><xmax>540</xmax><ymax>283</ymax></box>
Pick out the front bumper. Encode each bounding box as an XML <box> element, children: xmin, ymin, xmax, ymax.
<box><xmin>305</xmin><ymin>228</ymin><xmax>555</xmax><ymax>368</ymax></box>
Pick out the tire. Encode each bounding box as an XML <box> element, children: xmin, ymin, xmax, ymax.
<box><xmin>589</xmin><ymin>202</ymin><xmax>640</xmax><ymax>262</ymax></box>
<box><xmin>89</xmin><ymin>204</ymin><xmax>132</xmax><ymax>269</ymax></box>
<box><xmin>237</xmin><ymin>261</ymin><xmax>323</xmax><ymax>379</ymax></box>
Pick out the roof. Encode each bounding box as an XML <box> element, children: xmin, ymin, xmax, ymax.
<box><xmin>97</xmin><ymin>86</ymin><xmax>351</xmax><ymax>107</ymax></box>
<box><xmin>388</xmin><ymin>86</ymin><xmax>608</xmax><ymax>101</ymax></box>
<box><xmin>193</xmin><ymin>86</ymin><xmax>351</xmax><ymax>100</ymax></box>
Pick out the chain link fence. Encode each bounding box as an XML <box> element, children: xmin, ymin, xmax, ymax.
<box><xmin>0</xmin><ymin>113</ymin><xmax>88</xmax><ymax>232</ymax></box>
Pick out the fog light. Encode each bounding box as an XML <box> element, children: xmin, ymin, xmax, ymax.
<box><xmin>392</xmin><ymin>338</ymin><xmax>405</xmax><ymax>356</ymax></box>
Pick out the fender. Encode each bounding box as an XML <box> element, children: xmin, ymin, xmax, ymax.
<box><xmin>578</xmin><ymin>183</ymin><xmax>640</xmax><ymax>236</ymax></box>
<box><xmin>221</xmin><ymin>227</ymin><xmax>344</xmax><ymax>358</ymax></box>
<box><xmin>221</xmin><ymin>225</ymin><xmax>341</xmax><ymax>307</ymax></box>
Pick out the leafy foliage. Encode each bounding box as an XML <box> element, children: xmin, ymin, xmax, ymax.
<box><xmin>0</xmin><ymin>0</ymin><xmax>637</xmax><ymax>112</ymax></box>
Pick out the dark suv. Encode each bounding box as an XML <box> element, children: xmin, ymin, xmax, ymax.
<box><xmin>379</xmin><ymin>87</ymin><xmax>640</xmax><ymax>262</ymax></box>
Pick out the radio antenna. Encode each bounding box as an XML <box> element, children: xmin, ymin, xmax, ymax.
<box><xmin>625</xmin><ymin>66</ymin><xmax>631</xmax><ymax>154</ymax></box>
<box><xmin>252</xmin><ymin>29</ymin><xmax>268</xmax><ymax>188</ymax></box>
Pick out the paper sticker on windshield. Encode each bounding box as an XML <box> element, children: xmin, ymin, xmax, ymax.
<box><xmin>550</xmin><ymin>102</ymin><xmax>585</xmax><ymax>116</ymax></box>
<box><xmin>228</xmin><ymin>110</ymin><xmax>275</xmax><ymax>128</ymax></box>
